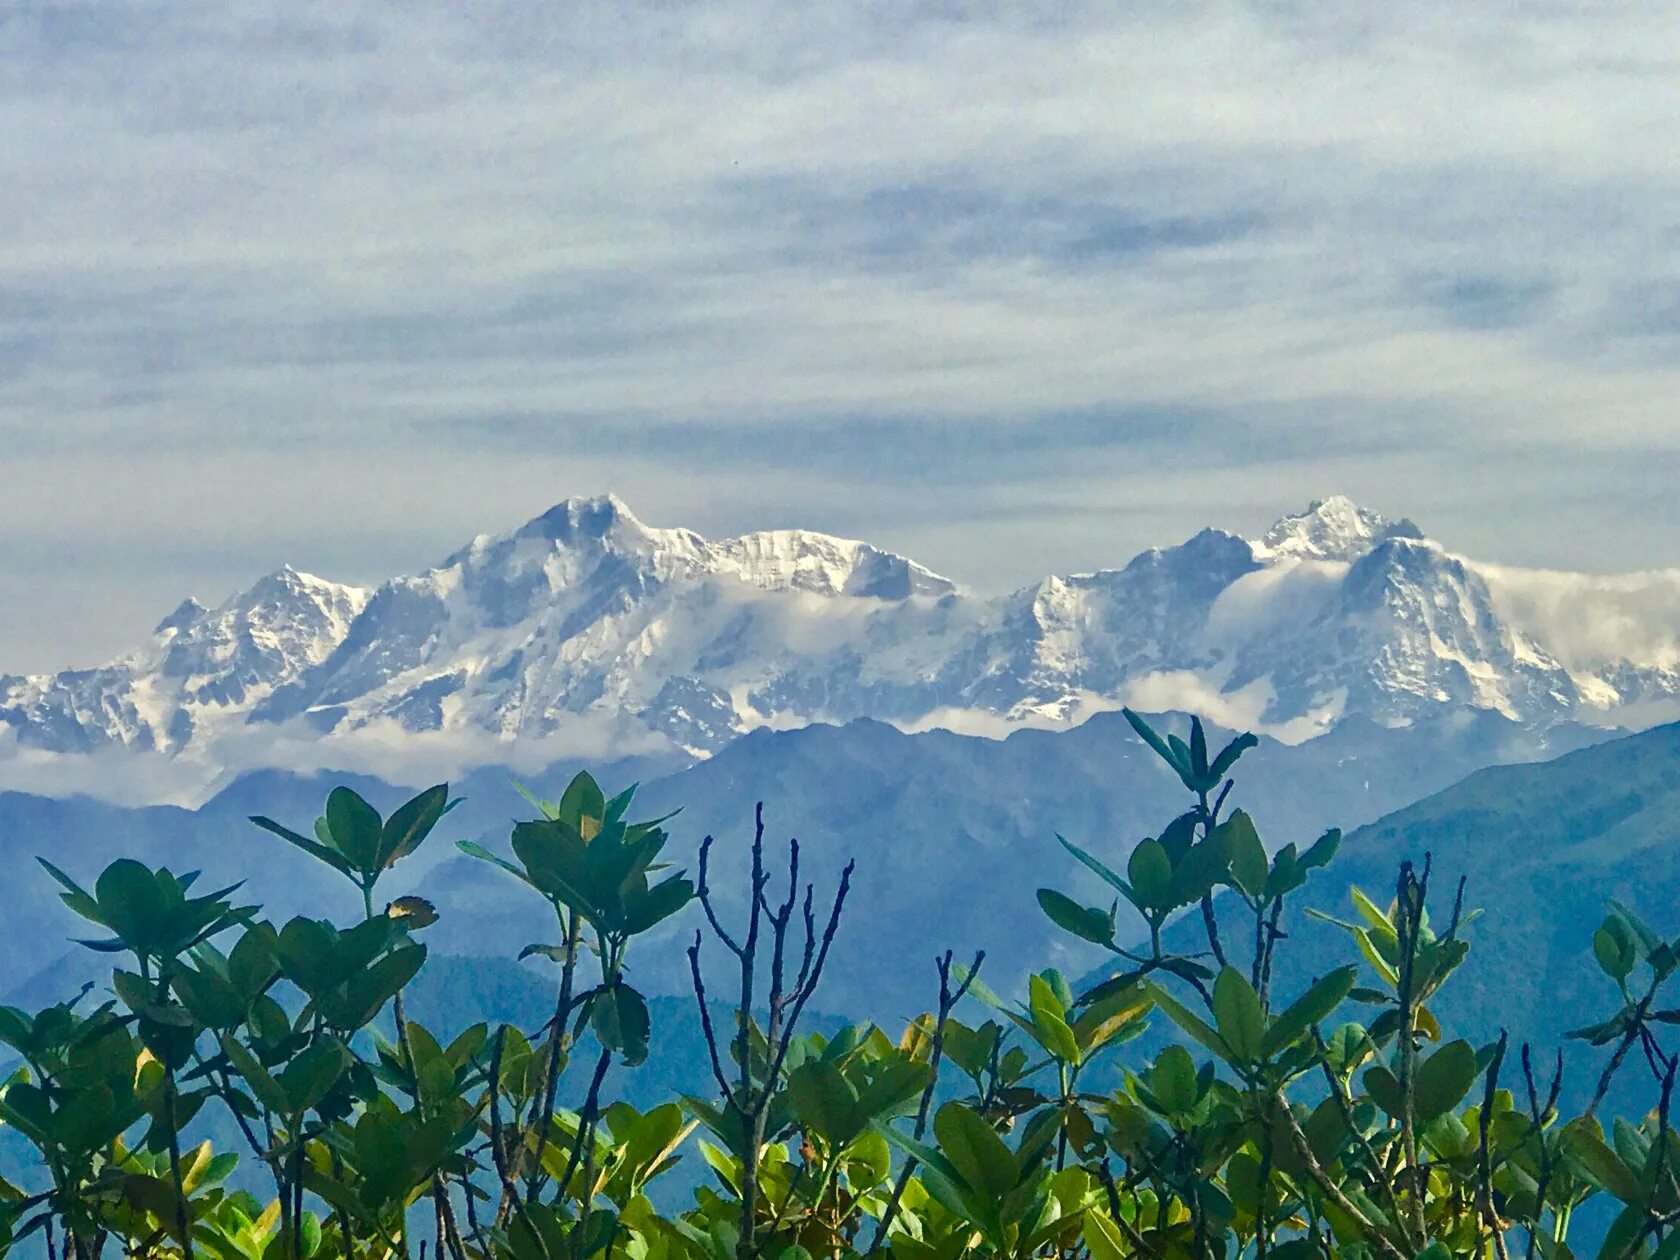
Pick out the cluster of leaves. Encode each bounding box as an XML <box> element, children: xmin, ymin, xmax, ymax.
<box><xmin>3</xmin><ymin>715</ymin><xmax>1680</xmax><ymax>1260</ymax></box>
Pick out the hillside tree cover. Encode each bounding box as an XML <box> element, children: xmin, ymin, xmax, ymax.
<box><xmin>0</xmin><ymin>712</ymin><xmax>1676</xmax><ymax>1260</ymax></box>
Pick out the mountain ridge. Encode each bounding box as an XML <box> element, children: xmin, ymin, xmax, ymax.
<box><xmin>3</xmin><ymin>493</ymin><xmax>1676</xmax><ymax>797</ymax></box>
<box><xmin>0</xmin><ymin>704</ymin><xmax>1616</xmax><ymax>1016</ymax></box>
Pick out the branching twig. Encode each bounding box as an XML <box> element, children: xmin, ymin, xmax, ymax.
<box><xmin>873</xmin><ymin>950</ymin><xmax>984</xmax><ymax>1248</ymax></box>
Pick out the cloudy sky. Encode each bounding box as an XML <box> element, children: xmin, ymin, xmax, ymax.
<box><xmin>5</xmin><ymin>1</ymin><xmax>1680</xmax><ymax>672</ymax></box>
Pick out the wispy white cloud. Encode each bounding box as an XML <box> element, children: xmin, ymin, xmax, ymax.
<box><xmin>6</xmin><ymin>1</ymin><xmax>1680</xmax><ymax>669</ymax></box>
<box><xmin>0</xmin><ymin>709</ymin><xmax>673</xmax><ymax>807</ymax></box>
<box><xmin>1474</xmin><ymin>561</ymin><xmax>1680</xmax><ymax>672</ymax></box>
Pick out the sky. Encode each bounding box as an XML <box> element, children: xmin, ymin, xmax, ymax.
<box><xmin>5</xmin><ymin>1</ymin><xmax>1680</xmax><ymax>672</ymax></box>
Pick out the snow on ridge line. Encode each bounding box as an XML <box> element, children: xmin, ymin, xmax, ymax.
<box><xmin>6</xmin><ymin>491</ymin><xmax>1680</xmax><ymax>781</ymax></box>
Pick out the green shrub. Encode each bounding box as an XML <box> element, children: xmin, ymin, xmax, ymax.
<box><xmin>0</xmin><ymin>713</ymin><xmax>1673</xmax><ymax>1260</ymax></box>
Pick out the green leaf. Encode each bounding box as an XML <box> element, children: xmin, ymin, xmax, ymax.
<box><xmin>37</xmin><ymin>858</ymin><xmax>107</xmax><ymax>925</ymax></box>
<box><xmin>1147</xmin><ymin>984</ymin><xmax>1230</xmax><ymax>1060</ymax></box>
<box><xmin>1144</xmin><ymin>1045</ymin><xmax>1199</xmax><ymax>1113</ymax></box>
<box><xmin>94</xmin><ymin>860</ymin><xmax>170</xmax><ymax>955</ymax></box>
<box><xmin>225</xmin><ymin>923</ymin><xmax>280</xmax><ymax>1001</ymax></box>
<box><xmin>1607</xmin><ymin>901</ymin><xmax>1660</xmax><ymax>959</ymax></box>
<box><xmin>1352</xmin><ymin>929</ymin><xmax>1400</xmax><ymax>985</ymax></box>
<box><xmin>333</xmin><ymin>945</ymin><xmax>426</xmax><ymax>1030</ymax></box>
<box><xmin>379</xmin><ymin>785</ymin><xmax>449</xmax><ymax>869</ymax></box>
<box><xmin>1036</xmin><ymin>890</ymin><xmax>1113</xmax><ymax>945</ymax></box>
<box><xmin>520</xmin><ymin>943</ymin><xmax>571</xmax><ymax>964</ymax></box>
<box><xmin>1300</xmin><ymin>828</ymin><xmax>1341</xmax><ymax>870</ymax></box>
<box><xmin>1028</xmin><ymin>975</ymin><xmax>1081</xmax><ymax>1065</ymax></box>
<box><xmin>622</xmin><ymin>875</ymin><xmax>694</xmax><ymax>935</ymax></box>
<box><xmin>1126</xmin><ymin>840</ymin><xmax>1171</xmax><ymax>912</ymax></box>
<box><xmin>220</xmin><ymin>1036</ymin><xmax>289</xmax><ymax>1115</ymax></box>
<box><xmin>1212</xmin><ymin>966</ymin><xmax>1264</xmax><ymax>1063</ymax></box>
<box><xmin>1167</xmin><ymin>735</ymin><xmax>1196</xmax><ymax>780</ymax></box>
<box><xmin>511</xmin><ymin>821</ymin><xmax>599</xmax><ymax>916</ymax></box>
<box><xmin>274</xmin><ymin>918</ymin><xmax>345</xmax><ymax>998</ymax></box>
<box><xmin>1323</xmin><ymin>1022</ymin><xmax>1372</xmax><ymax>1074</ymax></box>
<box><xmin>0</xmin><ymin>1008</ymin><xmax>31</xmax><ymax>1054</ymax></box>
<box><xmin>559</xmin><ymin>772</ymin><xmax>607</xmax><ymax>831</ymax></box>
<box><xmin>1414</xmin><ymin>1039</ymin><xmax>1478</xmax><ymax>1123</ymax></box>
<box><xmin>1263</xmin><ymin>842</ymin><xmax>1301</xmax><ymax>900</ymax></box>
<box><xmin>1085</xmin><ymin>1212</ymin><xmax>1129</xmax><ymax>1260</ymax></box>
<box><xmin>1361</xmin><ymin>1063</ymin><xmax>1403</xmax><ymax>1120</ymax></box>
<box><xmin>1122</xmin><ymin>708</ymin><xmax>1185</xmax><ymax>780</ymax></box>
<box><xmin>1167</xmin><ymin>833</ymin><xmax>1232</xmax><ymax>908</ymax></box>
<box><xmin>1219</xmin><ymin>812</ymin><xmax>1267</xmax><ymax>899</ymax></box>
<box><xmin>1263</xmin><ymin>966</ymin><xmax>1357</xmax><ymax>1057</ymax></box>
<box><xmin>1561</xmin><ymin>1118</ymin><xmax>1646</xmax><ymax>1203</ymax></box>
<box><xmin>455</xmin><ymin>841</ymin><xmax>530</xmax><ymax>886</ymax></box>
<box><xmin>933</xmin><ymin>1102</ymin><xmax>1016</xmax><ymax>1203</ymax></box>
<box><xmin>786</xmin><ymin>1060</ymin><xmax>864</xmax><ymax>1146</ymax></box>
<box><xmin>873</xmin><ymin>1121</ymin><xmax>980</xmax><ymax>1224</ymax></box>
<box><xmin>1349</xmin><ymin>887</ymin><xmax>1397</xmax><ymax>935</ymax></box>
<box><xmin>1206</xmin><ymin>731</ymin><xmax>1259</xmax><ymax>784</ymax></box>
<box><xmin>1595</xmin><ymin>922</ymin><xmax>1636</xmax><ymax>980</ymax></box>
<box><xmin>278</xmin><ymin>1040</ymin><xmax>349</xmax><ymax>1116</ymax></box>
<box><xmin>249</xmin><ymin>817</ymin><xmax>354</xmax><ymax>878</ymax></box>
<box><xmin>1054</xmin><ymin>835</ymin><xmax>1131</xmax><ymax>899</ymax></box>
<box><xmin>113</xmin><ymin>969</ymin><xmax>193</xmax><ymax>1026</ymax></box>
<box><xmin>592</xmin><ymin>984</ymin><xmax>651</xmax><ymax>1066</ymax></box>
<box><xmin>171</xmin><ymin>965</ymin><xmax>245</xmax><ymax>1030</ymax></box>
<box><xmin>325</xmin><ymin>788</ymin><xmax>383</xmax><ymax>875</ymax></box>
<box><xmin>1601</xmin><ymin>1204</ymin><xmax>1649</xmax><ymax>1260</ymax></box>
<box><xmin>1188</xmin><ymin>715</ymin><xmax>1209</xmax><ymax>781</ymax></box>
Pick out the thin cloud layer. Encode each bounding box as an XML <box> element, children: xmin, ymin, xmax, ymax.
<box><xmin>5</xmin><ymin>1</ymin><xmax>1680</xmax><ymax>669</ymax></box>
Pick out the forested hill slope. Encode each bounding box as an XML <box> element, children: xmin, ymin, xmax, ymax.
<box><xmin>1138</xmin><ymin>719</ymin><xmax>1680</xmax><ymax>1104</ymax></box>
<box><xmin>0</xmin><ymin>707</ymin><xmax>1604</xmax><ymax>1016</ymax></box>
<box><xmin>1330</xmin><ymin>719</ymin><xmax>1680</xmax><ymax>1046</ymax></box>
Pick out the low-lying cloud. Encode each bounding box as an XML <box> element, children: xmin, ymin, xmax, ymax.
<box><xmin>1474</xmin><ymin>562</ymin><xmax>1680</xmax><ymax>672</ymax></box>
<box><xmin>0</xmin><ymin>714</ymin><xmax>677</xmax><ymax>809</ymax></box>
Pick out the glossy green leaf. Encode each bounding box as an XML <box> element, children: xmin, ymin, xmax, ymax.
<box><xmin>592</xmin><ymin>983</ymin><xmax>651</xmax><ymax>1066</ymax></box>
<box><xmin>1036</xmin><ymin>889</ymin><xmax>1113</xmax><ymax>945</ymax></box>
<box><xmin>1220</xmin><ymin>812</ymin><xmax>1267</xmax><ymax>899</ymax></box>
<box><xmin>1561</xmin><ymin>1118</ymin><xmax>1646</xmax><ymax>1203</ymax></box>
<box><xmin>1414</xmin><ymin>1039</ymin><xmax>1479</xmax><ymax>1123</ymax></box>
<box><xmin>1126</xmin><ymin>840</ymin><xmax>1171</xmax><ymax>911</ymax></box>
<box><xmin>934</xmin><ymin>1101</ymin><xmax>1016</xmax><ymax>1204</ymax></box>
<box><xmin>1148</xmin><ymin>984</ymin><xmax>1231</xmax><ymax>1060</ymax></box>
<box><xmin>379</xmin><ymin>784</ymin><xmax>449</xmax><ymax>868</ymax></box>
<box><xmin>325</xmin><ymin>787</ymin><xmax>383</xmax><ymax>875</ymax></box>
<box><xmin>1263</xmin><ymin>966</ymin><xmax>1357</xmax><ymax>1057</ymax></box>
<box><xmin>1211</xmin><ymin>966</ymin><xmax>1264</xmax><ymax>1063</ymax></box>
<box><xmin>248</xmin><ymin>817</ymin><xmax>353</xmax><ymax>878</ymax></box>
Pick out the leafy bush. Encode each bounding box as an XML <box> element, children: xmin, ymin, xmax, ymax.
<box><xmin>0</xmin><ymin>712</ymin><xmax>1675</xmax><ymax>1260</ymax></box>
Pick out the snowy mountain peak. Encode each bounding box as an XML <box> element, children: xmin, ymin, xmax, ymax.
<box><xmin>6</xmin><ymin>494</ymin><xmax>1679</xmax><ymax>788</ymax></box>
<box><xmin>155</xmin><ymin>598</ymin><xmax>209</xmax><ymax>637</ymax></box>
<box><xmin>710</xmin><ymin>531</ymin><xmax>957</xmax><ymax>599</ymax></box>
<box><xmin>1254</xmin><ymin>496</ymin><xmax>1425</xmax><ymax>563</ymax></box>
<box><xmin>485</xmin><ymin>495</ymin><xmax>951</xmax><ymax>601</ymax></box>
<box><xmin>512</xmin><ymin>494</ymin><xmax>689</xmax><ymax>555</ymax></box>
<box><xmin>245</xmin><ymin>564</ymin><xmax>361</xmax><ymax>603</ymax></box>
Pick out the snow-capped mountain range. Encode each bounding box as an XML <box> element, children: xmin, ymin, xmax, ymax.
<box><xmin>5</xmin><ymin>494</ymin><xmax>1679</xmax><ymax>787</ymax></box>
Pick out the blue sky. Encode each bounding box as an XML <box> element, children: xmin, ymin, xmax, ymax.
<box><xmin>5</xmin><ymin>1</ymin><xmax>1680</xmax><ymax>671</ymax></box>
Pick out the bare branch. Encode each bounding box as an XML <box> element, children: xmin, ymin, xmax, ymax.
<box><xmin>688</xmin><ymin>931</ymin><xmax>734</xmax><ymax>1100</ymax></box>
<box><xmin>873</xmin><ymin>949</ymin><xmax>986</xmax><ymax>1249</ymax></box>
<box><xmin>696</xmin><ymin>835</ymin><xmax>745</xmax><ymax>959</ymax></box>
